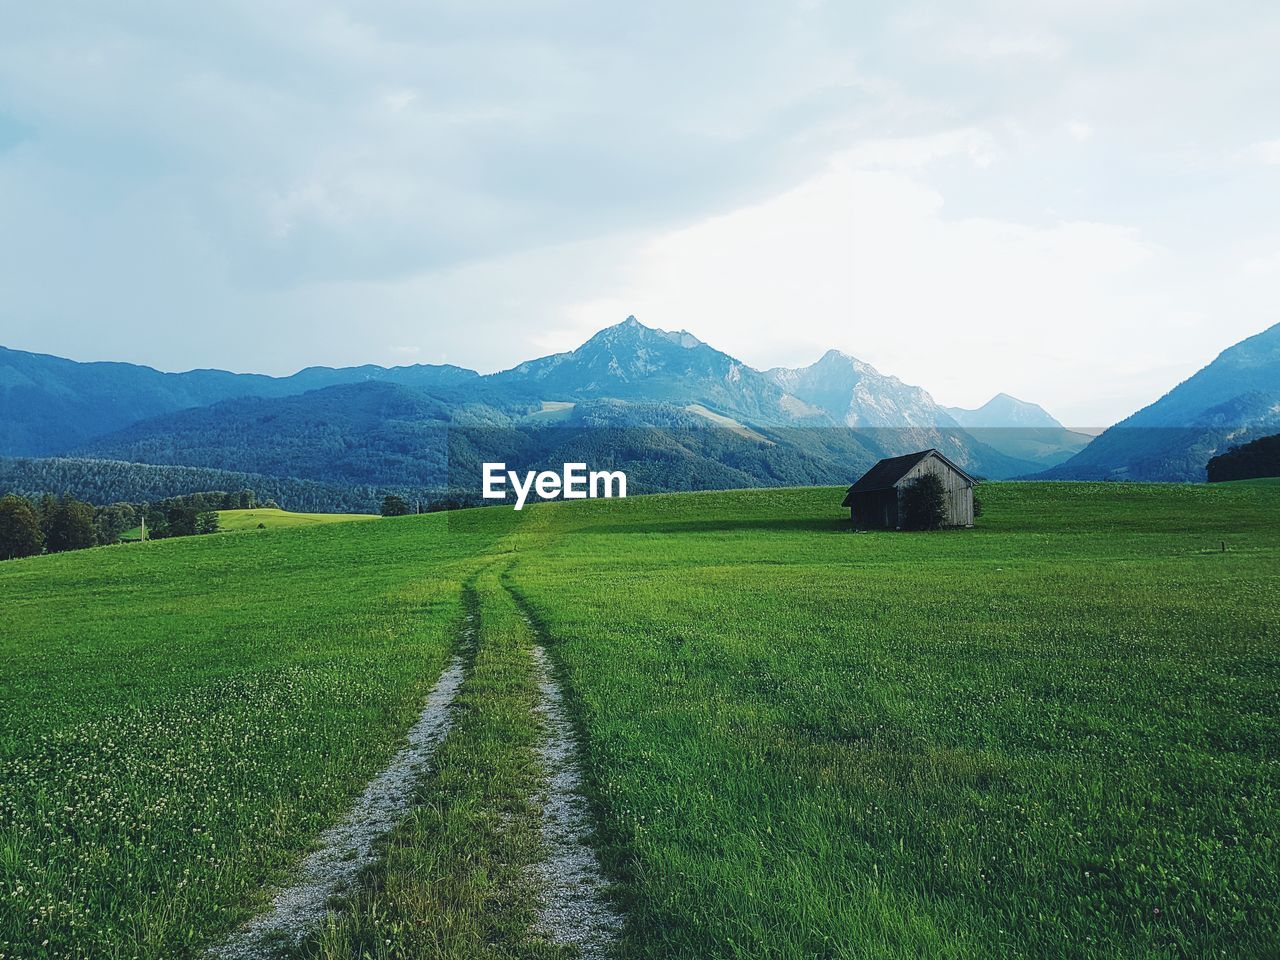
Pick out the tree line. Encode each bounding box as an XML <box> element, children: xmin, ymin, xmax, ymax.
<box><xmin>0</xmin><ymin>489</ymin><xmax>270</xmax><ymax>561</ymax></box>
<box><xmin>1207</xmin><ymin>433</ymin><xmax>1280</xmax><ymax>483</ymax></box>
<box><xmin>379</xmin><ymin>490</ymin><xmax>487</xmax><ymax>516</ymax></box>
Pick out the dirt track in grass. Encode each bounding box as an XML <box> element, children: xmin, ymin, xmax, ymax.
<box><xmin>529</xmin><ymin>641</ymin><xmax>622</xmax><ymax>959</ymax></box>
<box><xmin>208</xmin><ymin>656</ymin><xmax>466</xmax><ymax>960</ymax></box>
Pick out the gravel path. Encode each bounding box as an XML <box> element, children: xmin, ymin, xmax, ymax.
<box><xmin>530</xmin><ymin>643</ymin><xmax>622</xmax><ymax>959</ymax></box>
<box><xmin>208</xmin><ymin>655</ymin><xmax>466</xmax><ymax>960</ymax></box>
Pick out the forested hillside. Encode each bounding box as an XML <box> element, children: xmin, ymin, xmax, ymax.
<box><xmin>1207</xmin><ymin>434</ymin><xmax>1280</xmax><ymax>482</ymax></box>
<box><xmin>0</xmin><ymin>457</ymin><xmax>400</xmax><ymax>513</ymax></box>
<box><xmin>73</xmin><ymin>381</ymin><xmax>1034</xmax><ymax>499</ymax></box>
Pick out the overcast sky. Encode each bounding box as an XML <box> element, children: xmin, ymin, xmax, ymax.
<box><xmin>2</xmin><ymin>1</ymin><xmax>1278</xmax><ymax>426</ymax></box>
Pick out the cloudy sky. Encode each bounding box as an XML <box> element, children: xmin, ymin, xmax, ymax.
<box><xmin>1</xmin><ymin>1</ymin><xmax>1278</xmax><ymax>426</ymax></box>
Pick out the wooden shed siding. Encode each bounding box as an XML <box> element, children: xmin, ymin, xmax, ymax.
<box><xmin>850</xmin><ymin>489</ymin><xmax>898</xmax><ymax>528</ymax></box>
<box><xmin>897</xmin><ymin>455</ymin><xmax>974</xmax><ymax>527</ymax></box>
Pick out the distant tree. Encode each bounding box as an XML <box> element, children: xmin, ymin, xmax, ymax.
<box><xmin>37</xmin><ymin>493</ymin><xmax>57</xmax><ymax>539</ymax></box>
<box><xmin>45</xmin><ymin>495</ymin><xmax>97</xmax><ymax>552</ymax></box>
<box><xmin>94</xmin><ymin>502</ymin><xmax>138</xmax><ymax>545</ymax></box>
<box><xmin>382</xmin><ymin>494</ymin><xmax>411</xmax><ymax>517</ymax></box>
<box><xmin>196</xmin><ymin>511</ymin><xmax>220</xmax><ymax>535</ymax></box>
<box><xmin>972</xmin><ymin>495</ymin><xmax>984</xmax><ymax>520</ymax></box>
<box><xmin>143</xmin><ymin>507</ymin><xmax>170</xmax><ymax>539</ymax></box>
<box><xmin>0</xmin><ymin>494</ymin><xmax>45</xmax><ymax>559</ymax></box>
<box><xmin>900</xmin><ymin>474</ymin><xmax>949</xmax><ymax>531</ymax></box>
<box><xmin>213</xmin><ymin>489</ymin><xmax>257</xmax><ymax>510</ymax></box>
<box><xmin>426</xmin><ymin>491</ymin><xmax>484</xmax><ymax>512</ymax></box>
<box><xmin>166</xmin><ymin>505</ymin><xmax>198</xmax><ymax>537</ymax></box>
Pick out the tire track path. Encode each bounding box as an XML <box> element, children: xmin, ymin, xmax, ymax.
<box><xmin>208</xmin><ymin>654</ymin><xmax>466</xmax><ymax>960</ymax></box>
<box><xmin>518</xmin><ymin>598</ymin><xmax>622</xmax><ymax>959</ymax></box>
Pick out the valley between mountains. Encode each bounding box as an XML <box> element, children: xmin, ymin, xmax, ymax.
<box><xmin>3</xmin><ymin>317</ymin><xmax>1278</xmax><ymax>511</ymax></box>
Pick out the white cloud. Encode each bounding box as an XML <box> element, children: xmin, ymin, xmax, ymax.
<box><xmin>1236</xmin><ymin>249</ymin><xmax>1280</xmax><ymax>286</ymax></box>
<box><xmin>554</xmin><ymin>149</ymin><xmax>1253</xmax><ymax>426</ymax></box>
<box><xmin>1</xmin><ymin>0</ymin><xmax>1279</xmax><ymax>430</ymax></box>
<box><xmin>888</xmin><ymin>9</ymin><xmax>1067</xmax><ymax>62</ymax></box>
<box><xmin>841</xmin><ymin>129</ymin><xmax>1000</xmax><ymax>169</ymax></box>
<box><xmin>382</xmin><ymin>88</ymin><xmax>418</xmax><ymax>113</ymax></box>
<box><xmin>1247</xmin><ymin>139</ymin><xmax>1280</xmax><ymax>164</ymax></box>
<box><xmin>1067</xmin><ymin>120</ymin><xmax>1094</xmax><ymax>141</ymax></box>
<box><xmin>940</xmin><ymin>28</ymin><xmax>1068</xmax><ymax>62</ymax></box>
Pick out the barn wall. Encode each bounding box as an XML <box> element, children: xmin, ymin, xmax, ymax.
<box><xmin>850</xmin><ymin>489</ymin><xmax>898</xmax><ymax>528</ymax></box>
<box><xmin>897</xmin><ymin>455</ymin><xmax>974</xmax><ymax>527</ymax></box>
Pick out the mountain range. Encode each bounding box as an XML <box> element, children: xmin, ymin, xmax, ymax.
<box><xmin>1036</xmin><ymin>321</ymin><xmax>1280</xmax><ymax>481</ymax></box>
<box><xmin>1</xmin><ymin>319</ymin><xmax>1061</xmax><ymax>502</ymax></box>
<box><xmin>0</xmin><ymin>345</ymin><xmax>477</xmax><ymax>456</ymax></box>
<box><xmin>3</xmin><ymin>317</ymin><xmax>1277</xmax><ymax>506</ymax></box>
<box><xmin>940</xmin><ymin>394</ymin><xmax>1094</xmax><ymax>468</ymax></box>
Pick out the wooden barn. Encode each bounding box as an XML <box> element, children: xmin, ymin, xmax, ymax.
<box><xmin>842</xmin><ymin>449</ymin><xmax>976</xmax><ymax>529</ymax></box>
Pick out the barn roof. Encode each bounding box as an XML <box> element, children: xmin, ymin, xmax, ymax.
<box><xmin>842</xmin><ymin>449</ymin><xmax>976</xmax><ymax>504</ymax></box>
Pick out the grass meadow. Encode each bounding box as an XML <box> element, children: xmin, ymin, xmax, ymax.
<box><xmin>305</xmin><ymin>569</ymin><xmax>565</xmax><ymax>960</ymax></box>
<box><xmin>1</xmin><ymin>482</ymin><xmax>1276</xmax><ymax>958</ymax></box>
<box><xmin>215</xmin><ymin>508</ymin><xmax>379</xmax><ymax>532</ymax></box>
<box><xmin>507</xmin><ymin>483</ymin><xmax>1279</xmax><ymax>958</ymax></box>
<box><xmin>0</xmin><ymin>516</ymin><xmax>505</xmax><ymax>958</ymax></box>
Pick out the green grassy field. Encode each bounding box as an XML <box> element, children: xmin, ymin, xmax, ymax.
<box><xmin>0</xmin><ymin>516</ymin><xmax>501</xmax><ymax>958</ymax></box>
<box><xmin>1</xmin><ymin>483</ymin><xmax>1277</xmax><ymax>959</ymax></box>
<box><xmin>307</xmin><ymin>570</ymin><xmax>563</xmax><ymax>960</ymax></box>
<box><xmin>118</xmin><ymin>507</ymin><xmax>377</xmax><ymax>540</ymax></box>
<box><xmin>215</xmin><ymin>507</ymin><xmax>380</xmax><ymax>531</ymax></box>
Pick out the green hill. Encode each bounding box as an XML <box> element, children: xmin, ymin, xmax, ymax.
<box><xmin>216</xmin><ymin>507</ymin><xmax>379</xmax><ymax>531</ymax></box>
<box><xmin>120</xmin><ymin>507</ymin><xmax>376</xmax><ymax>540</ymax></box>
<box><xmin>1</xmin><ymin>483</ymin><xmax>1276</xmax><ymax>958</ymax></box>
